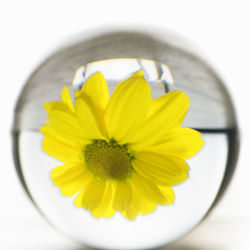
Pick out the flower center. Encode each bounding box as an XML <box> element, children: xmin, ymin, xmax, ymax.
<box><xmin>84</xmin><ymin>139</ymin><xmax>134</xmax><ymax>181</ymax></box>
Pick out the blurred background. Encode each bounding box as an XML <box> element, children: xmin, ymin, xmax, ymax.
<box><xmin>1</xmin><ymin>0</ymin><xmax>250</xmax><ymax>249</ymax></box>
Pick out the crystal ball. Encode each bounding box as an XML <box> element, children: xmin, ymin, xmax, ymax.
<box><xmin>12</xmin><ymin>31</ymin><xmax>239</xmax><ymax>249</ymax></box>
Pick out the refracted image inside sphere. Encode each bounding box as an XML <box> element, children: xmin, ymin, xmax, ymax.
<box><xmin>12</xmin><ymin>32</ymin><xmax>239</xmax><ymax>250</ymax></box>
<box><xmin>41</xmin><ymin>69</ymin><xmax>203</xmax><ymax>221</ymax></box>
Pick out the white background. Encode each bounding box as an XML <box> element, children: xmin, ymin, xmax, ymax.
<box><xmin>1</xmin><ymin>0</ymin><xmax>250</xmax><ymax>249</ymax></box>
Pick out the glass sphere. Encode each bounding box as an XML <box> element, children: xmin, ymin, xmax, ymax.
<box><xmin>12</xmin><ymin>31</ymin><xmax>239</xmax><ymax>250</ymax></box>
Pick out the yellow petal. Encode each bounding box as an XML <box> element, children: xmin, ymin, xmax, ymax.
<box><xmin>157</xmin><ymin>185</ymin><xmax>175</xmax><ymax>205</ymax></box>
<box><xmin>75</xmin><ymin>96</ymin><xmax>107</xmax><ymax>140</ymax></box>
<box><xmin>130</xmin><ymin>173</ymin><xmax>168</xmax><ymax>205</ymax></box>
<box><xmin>113</xmin><ymin>181</ymin><xmax>132</xmax><ymax>211</ymax></box>
<box><xmin>131</xmin><ymin>91</ymin><xmax>189</xmax><ymax>151</ymax></box>
<box><xmin>74</xmin><ymin>178</ymin><xmax>106</xmax><ymax>211</ymax></box>
<box><xmin>91</xmin><ymin>183</ymin><xmax>116</xmax><ymax>219</ymax></box>
<box><xmin>124</xmin><ymin>196</ymin><xmax>156</xmax><ymax>218</ymax></box>
<box><xmin>45</xmin><ymin>110</ymin><xmax>89</xmax><ymax>144</ymax></box>
<box><xmin>120</xmin><ymin>207</ymin><xmax>137</xmax><ymax>220</ymax></box>
<box><xmin>134</xmin><ymin>70</ymin><xmax>144</xmax><ymax>77</ymax></box>
<box><xmin>133</xmin><ymin>151</ymin><xmax>189</xmax><ymax>186</ymax></box>
<box><xmin>76</xmin><ymin>72</ymin><xmax>109</xmax><ymax>111</ymax></box>
<box><xmin>135</xmin><ymin>198</ymin><xmax>157</xmax><ymax>216</ymax></box>
<box><xmin>124</xmin><ymin>180</ymin><xmax>174</xmax><ymax>219</ymax></box>
<box><xmin>41</xmin><ymin>125</ymin><xmax>79</xmax><ymax>163</ymax></box>
<box><xmin>104</xmin><ymin>71</ymin><xmax>151</xmax><ymax>144</ymax></box>
<box><xmin>61</xmin><ymin>87</ymin><xmax>74</xmax><ymax>111</ymax></box>
<box><xmin>51</xmin><ymin>163</ymin><xmax>92</xmax><ymax>196</ymax></box>
<box><xmin>147</xmin><ymin>127</ymin><xmax>204</xmax><ymax>159</ymax></box>
<box><xmin>126</xmin><ymin>175</ymin><xmax>158</xmax><ymax>216</ymax></box>
<box><xmin>44</xmin><ymin>101</ymin><xmax>72</xmax><ymax>116</ymax></box>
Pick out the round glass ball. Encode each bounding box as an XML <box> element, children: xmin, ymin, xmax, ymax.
<box><xmin>12</xmin><ymin>31</ymin><xmax>239</xmax><ymax>250</ymax></box>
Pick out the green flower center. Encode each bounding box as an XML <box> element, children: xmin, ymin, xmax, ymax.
<box><xmin>84</xmin><ymin>139</ymin><xmax>134</xmax><ymax>181</ymax></box>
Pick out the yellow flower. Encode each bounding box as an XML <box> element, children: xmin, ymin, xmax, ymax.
<box><xmin>41</xmin><ymin>70</ymin><xmax>204</xmax><ymax>220</ymax></box>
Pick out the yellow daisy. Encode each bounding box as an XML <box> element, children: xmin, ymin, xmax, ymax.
<box><xmin>41</xmin><ymin>70</ymin><xmax>204</xmax><ymax>220</ymax></box>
